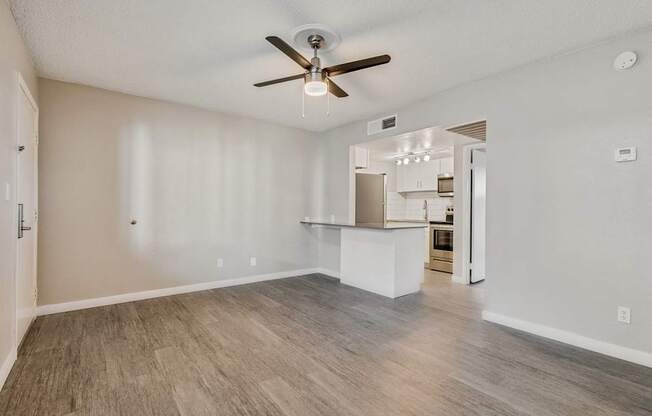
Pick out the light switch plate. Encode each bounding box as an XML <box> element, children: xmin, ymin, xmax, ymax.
<box><xmin>250</xmin><ymin>257</ymin><xmax>257</xmax><ymax>266</ymax></box>
<box><xmin>217</xmin><ymin>258</ymin><xmax>223</xmax><ymax>268</ymax></box>
<box><xmin>617</xmin><ymin>306</ymin><xmax>631</xmax><ymax>324</ymax></box>
<box><xmin>615</xmin><ymin>147</ymin><xmax>637</xmax><ymax>162</ymax></box>
<box><xmin>4</xmin><ymin>183</ymin><xmax>10</xmax><ymax>201</ymax></box>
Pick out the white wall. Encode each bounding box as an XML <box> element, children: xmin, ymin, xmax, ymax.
<box><xmin>316</xmin><ymin>29</ymin><xmax>652</xmax><ymax>355</ymax></box>
<box><xmin>0</xmin><ymin>0</ymin><xmax>38</xmax><ymax>386</ymax></box>
<box><xmin>37</xmin><ymin>79</ymin><xmax>322</xmax><ymax>306</ymax></box>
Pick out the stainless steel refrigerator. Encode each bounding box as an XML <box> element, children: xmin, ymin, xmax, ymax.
<box><xmin>355</xmin><ymin>173</ymin><xmax>386</xmax><ymax>224</ymax></box>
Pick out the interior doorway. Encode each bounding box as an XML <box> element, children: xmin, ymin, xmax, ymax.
<box><xmin>15</xmin><ymin>74</ymin><xmax>39</xmax><ymax>347</ymax></box>
<box><xmin>470</xmin><ymin>147</ymin><xmax>486</xmax><ymax>283</ymax></box>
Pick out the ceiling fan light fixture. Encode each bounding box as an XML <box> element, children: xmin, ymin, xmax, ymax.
<box><xmin>304</xmin><ymin>72</ymin><xmax>327</xmax><ymax>96</ymax></box>
<box><xmin>304</xmin><ymin>80</ymin><xmax>327</xmax><ymax>96</ymax></box>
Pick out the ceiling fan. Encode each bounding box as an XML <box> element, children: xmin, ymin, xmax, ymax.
<box><xmin>254</xmin><ymin>34</ymin><xmax>391</xmax><ymax>98</ymax></box>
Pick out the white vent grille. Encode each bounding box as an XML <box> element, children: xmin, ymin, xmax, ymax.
<box><xmin>367</xmin><ymin>114</ymin><xmax>397</xmax><ymax>135</ymax></box>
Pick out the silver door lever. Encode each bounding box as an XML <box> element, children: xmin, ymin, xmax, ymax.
<box><xmin>18</xmin><ymin>203</ymin><xmax>31</xmax><ymax>239</ymax></box>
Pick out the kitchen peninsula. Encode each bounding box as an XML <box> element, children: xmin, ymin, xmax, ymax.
<box><xmin>301</xmin><ymin>219</ymin><xmax>427</xmax><ymax>298</ymax></box>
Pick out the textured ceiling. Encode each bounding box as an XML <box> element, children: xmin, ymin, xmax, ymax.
<box><xmin>10</xmin><ymin>0</ymin><xmax>652</xmax><ymax>131</ymax></box>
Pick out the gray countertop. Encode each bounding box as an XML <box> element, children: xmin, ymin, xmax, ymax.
<box><xmin>300</xmin><ymin>219</ymin><xmax>427</xmax><ymax>230</ymax></box>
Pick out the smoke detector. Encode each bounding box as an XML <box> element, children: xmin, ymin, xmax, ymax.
<box><xmin>613</xmin><ymin>51</ymin><xmax>637</xmax><ymax>70</ymax></box>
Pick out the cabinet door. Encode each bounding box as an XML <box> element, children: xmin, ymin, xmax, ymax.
<box><xmin>418</xmin><ymin>160</ymin><xmax>438</xmax><ymax>191</ymax></box>
<box><xmin>396</xmin><ymin>165</ymin><xmax>406</xmax><ymax>192</ymax></box>
<box><xmin>399</xmin><ymin>163</ymin><xmax>417</xmax><ymax>192</ymax></box>
<box><xmin>439</xmin><ymin>157</ymin><xmax>454</xmax><ymax>174</ymax></box>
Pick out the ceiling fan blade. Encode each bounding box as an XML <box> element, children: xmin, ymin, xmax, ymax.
<box><xmin>266</xmin><ymin>36</ymin><xmax>312</xmax><ymax>70</ymax></box>
<box><xmin>327</xmin><ymin>79</ymin><xmax>348</xmax><ymax>97</ymax></box>
<box><xmin>254</xmin><ymin>73</ymin><xmax>305</xmax><ymax>88</ymax></box>
<box><xmin>324</xmin><ymin>54</ymin><xmax>391</xmax><ymax>77</ymax></box>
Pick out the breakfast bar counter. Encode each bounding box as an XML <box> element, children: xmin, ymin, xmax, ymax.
<box><xmin>301</xmin><ymin>219</ymin><xmax>426</xmax><ymax>298</ymax></box>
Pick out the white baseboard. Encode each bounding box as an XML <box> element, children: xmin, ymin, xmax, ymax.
<box><xmin>37</xmin><ymin>268</ymin><xmax>320</xmax><ymax>316</ymax></box>
<box><xmin>313</xmin><ymin>268</ymin><xmax>341</xmax><ymax>279</ymax></box>
<box><xmin>451</xmin><ymin>274</ymin><xmax>468</xmax><ymax>284</ymax></box>
<box><xmin>0</xmin><ymin>348</ymin><xmax>17</xmax><ymax>392</ymax></box>
<box><xmin>482</xmin><ymin>311</ymin><xmax>652</xmax><ymax>368</ymax></box>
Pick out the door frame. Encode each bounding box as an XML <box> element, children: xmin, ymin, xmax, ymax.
<box><xmin>460</xmin><ymin>142</ymin><xmax>486</xmax><ymax>284</ymax></box>
<box><xmin>14</xmin><ymin>72</ymin><xmax>39</xmax><ymax>350</ymax></box>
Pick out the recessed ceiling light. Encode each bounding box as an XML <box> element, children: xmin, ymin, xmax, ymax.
<box><xmin>424</xmin><ymin>154</ymin><xmax>431</xmax><ymax>162</ymax></box>
<box><xmin>403</xmin><ymin>157</ymin><xmax>410</xmax><ymax>165</ymax></box>
<box><xmin>414</xmin><ymin>156</ymin><xmax>421</xmax><ymax>163</ymax></box>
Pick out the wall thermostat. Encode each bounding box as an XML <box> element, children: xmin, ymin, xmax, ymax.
<box><xmin>615</xmin><ymin>146</ymin><xmax>637</xmax><ymax>162</ymax></box>
<box><xmin>614</xmin><ymin>51</ymin><xmax>637</xmax><ymax>70</ymax></box>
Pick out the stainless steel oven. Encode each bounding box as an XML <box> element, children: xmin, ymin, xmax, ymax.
<box><xmin>429</xmin><ymin>223</ymin><xmax>453</xmax><ymax>273</ymax></box>
<box><xmin>437</xmin><ymin>174</ymin><xmax>454</xmax><ymax>197</ymax></box>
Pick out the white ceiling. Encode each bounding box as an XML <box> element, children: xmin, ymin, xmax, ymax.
<box><xmin>358</xmin><ymin>127</ymin><xmax>469</xmax><ymax>162</ymax></box>
<box><xmin>10</xmin><ymin>1</ymin><xmax>652</xmax><ymax>132</ymax></box>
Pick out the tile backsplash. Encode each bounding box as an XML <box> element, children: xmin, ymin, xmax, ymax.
<box><xmin>387</xmin><ymin>191</ymin><xmax>451</xmax><ymax>221</ymax></box>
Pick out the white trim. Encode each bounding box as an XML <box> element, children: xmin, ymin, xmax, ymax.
<box><xmin>313</xmin><ymin>268</ymin><xmax>341</xmax><ymax>279</ymax></box>
<box><xmin>17</xmin><ymin>73</ymin><xmax>38</xmax><ymax>112</ymax></box>
<box><xmin>482</xmin><ymin>311</ymin><xmax>652</xmax><ymax>368</ymax></box>
<box><xmin>460</xmin><ymin>142</ymin><xmax>487</xmax><ymax>285</ymax></box>
<box><xmin>37</xmin><ymin>268</ymin><xmax>320</xmax><ymax>316</ymax></box>
<box><xmin>0</xmin><ymin>349</ymin><xmax>17</xmax><ymax>391</ymax></box>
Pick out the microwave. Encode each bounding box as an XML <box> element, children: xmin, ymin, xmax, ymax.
<box><xmin>437</xmin><ymin>174</ymin><xmax>453</xmax><ymax>197</ymax></box>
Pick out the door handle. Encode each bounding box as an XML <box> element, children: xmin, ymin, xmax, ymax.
<box><xmin>17</xmin><ymin>203</ymin><xmax>31</xmax><ymax>239</ymax></box>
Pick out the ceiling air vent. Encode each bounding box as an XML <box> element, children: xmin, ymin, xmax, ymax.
<box><xmin>446</xmin><ymin>120</ymin><xmax>487</xmax><ymax>141</ymax></box>
<box><xmin>367</xmin><ymin>114</ymin><xmax>397</xmax><ymax>135</ymax></box>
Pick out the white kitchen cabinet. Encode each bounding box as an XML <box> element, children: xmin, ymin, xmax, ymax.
<box><xmin>396</xmin><ymin>160</ymin><xmax>438</xmax><ymax>192</ymax></box>
<box><xmin>354</xmin><ymin>147</ymin><xmax>369</xmax><ymax>169</ymax></box>
<box><xmin>418</xmin><ymin>161</ymin><xmax>438</xmax><ymax>191</ymax></box>
<box><xmin>396</xmin><ymin>162</ymin><xmax>417</xmax><ymax>192</ymax></box>
<box><xmin>439</xmin><ymin>157</ymin><xmax>454</xmax><ymax>174</ymax></box>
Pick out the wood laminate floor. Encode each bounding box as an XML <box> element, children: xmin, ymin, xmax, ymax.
<box><xmin>1</xmin><ymin>271</ymin><xmax>651</xmax><ymax>415</ymax></box>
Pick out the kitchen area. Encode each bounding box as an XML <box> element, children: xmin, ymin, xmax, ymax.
<box><xmin>353</xmin><ymin>126</ymin><xmax>458</xmax><ymax>276</ymax></box>
<box><xmin>301</xmin><ymin>125</ymin><xmax>481</xmax><ymax>298</ymax></box>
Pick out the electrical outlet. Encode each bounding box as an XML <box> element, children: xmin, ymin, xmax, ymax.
<box><xmin>217</xmin><ymin>258</ymin><xmax>223</xmax><ymax>268</ymax></box>
<box><xmin>617</xmin><ymin>306</ymin><xmax>631</xmax><ymax>324</ymax></box>
<box><xmin>250</xmin><ymin>257</ymin><xmax>257</xmax><ymax>266</ymax></box>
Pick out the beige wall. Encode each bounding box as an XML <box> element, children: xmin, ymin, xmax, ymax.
<box><xmin>38</xmin><ymin>79</ymin><xmax>321</xmax><ymax>305</ymax></box>
<box><xmin>0</xmin><ymin>0</ymin><xmax>38</xmax><ymax>379</ymax></box>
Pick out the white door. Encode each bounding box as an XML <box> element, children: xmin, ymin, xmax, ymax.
<box><xmin>16</xmin><ymin>77</ymin><xmax>38</xmax><ymax>346</ymax></box>
<box><xmin>470</xmin><ymin>149</ymin><xmax>486</xmax><ymax>283</ymax></box>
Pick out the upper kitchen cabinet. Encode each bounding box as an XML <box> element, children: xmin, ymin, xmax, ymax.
<box><xmin>396</xmin><ymin>157</ymin><xmax>453</xmax><ymax>193</ymax></box>
<box><xmin>397</xmin><ymin>162</ymin><xmax>420</xmax><ymax>192</ymax></box>
<box><xmin>418</xmin><ymin>162</ymin><xmax>438</xmax><ymax>190</ymax></box>
<box><xmin>439</xmin><ymin>157</ymin><xmax>454</xmax><ymax>174</ymax></box>
<box><xmin>354</xmin><ymin>147</ymin><xmax>370</xmax><ymax>169</ymax></box>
